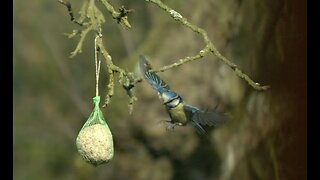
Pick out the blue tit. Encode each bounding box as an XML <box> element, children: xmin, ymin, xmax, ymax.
<box><xmin>139</xmin><ymin>55</ymin><xmax>225</xmax><ymax>134</ymax></box>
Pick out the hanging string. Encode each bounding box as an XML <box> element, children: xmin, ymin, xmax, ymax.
<box><xmin>94</xmin><ymin>35</ymin><xmax>101</xmax><ymax>97</ymax></box>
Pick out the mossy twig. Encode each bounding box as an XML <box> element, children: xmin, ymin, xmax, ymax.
<box><xmin>69</xmin><ymin>24</ymin><xmax>94</xmax><ymax>58</ymax></box>
<box><xmin>59</xmin><ymin>0</ymin><xmax>137</xmax><ymax>110</ymax></box>
<box><xmin>98</xmin><ymin>0</ymin><xmax>132</xmax><ymax>29</ymax></box>
<box><xmin>58</xmin><ymin>0</ymin><xmax>84</xmax><ymax>26</ymax></box>
<box><xmin>59</xmin><ymin>0</ymin><xmax>132</xmax><ymax>57</ymax></box>
<box><xmin>95</xmin><ymin>37</ymin><xmax>138</xmax><ymax>108</ymax></box>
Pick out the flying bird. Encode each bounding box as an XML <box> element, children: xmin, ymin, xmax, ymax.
<box><xmin>139</xmin><ymin>55</ymin><xmax>226</xmax><ymax>134</ymax></box>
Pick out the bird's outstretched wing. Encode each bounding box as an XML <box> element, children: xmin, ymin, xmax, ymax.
<box><xmin>190</xmin><ymin>120</ymin><xmax>207</xmax><ymax>135</ymax></box>
<box><xmin>194</xmin><ymin>111</ymin><xmax>226</xmax><ymax>126</ymax></box>
<box><xmin>184</xmin><ymin>104</ymin><xmax>226</xmax><ymax>127</ymax></box>
<box><xmin>139</xmin><ymin>55</ymin><xmax>170</xmax><ymax>92</ymax></box>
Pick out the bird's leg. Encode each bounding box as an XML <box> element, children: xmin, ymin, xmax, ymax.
<box><xmin>157</xmin><ymin>119</ymin><xmax>178</xmax><ymax>131</ymax></box>
<box><xmin>166</xmin><ymin>123</ymin><xmax>177</xmax><ymax>131</ymax></box>
<box><xmin>157</xmin><ymin>118</ymin><xmax>183</xmax><ymax>132</ymax></box>
<box><xmin>166</xmin><ymin>122</ymin><xmax>184</xmax><ymax>131</ymax></box>
<box><xmin>157</xmin><ymin>119</ymin><xmax>176</xmax><ymax>132</ymax></box>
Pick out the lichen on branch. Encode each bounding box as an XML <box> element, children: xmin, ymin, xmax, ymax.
<box><xmin>59</xmin><ymin>0</ymin><xmax>137</xmax><ymax>111</ymax></box>
<box><xmin>98</xmin><ymin>0</ymin><xmax>132</xmax><ymax>29</ymax></box>
<box><xmin>59</xmin><ymin>0</ymin><xmax>132</xmax><ymax>58</ymax></box>
<box><xmin>95</xmin><ymin>37</ymin><xmax>138</xmax><ymax>108</ymax></box>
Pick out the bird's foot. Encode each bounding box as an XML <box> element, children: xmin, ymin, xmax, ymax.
<box><xmin>166</xmin><ymin>123</ymin><xmax>176</xmax><ymax>132</ymax></box>
<box><xmin>157</xmin><ymin>120</ymin><xmax>182</xmax><ymax>132</ymax></box>
<box><xmin>165</xmin><ymin>122</ymin><xmax>184</xmax><ymax>131</ymax></box>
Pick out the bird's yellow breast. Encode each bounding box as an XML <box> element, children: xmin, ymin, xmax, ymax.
<box><xmin>168</xmin><ymin>103</ymin><xmax>188</xmax><ymax>125</ymax></box>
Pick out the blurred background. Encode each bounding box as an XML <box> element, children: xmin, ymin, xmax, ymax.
<box><xmin>13</xmin><ymin>0</ymin><xmax>306</xmax><ymax>179</ymax></box>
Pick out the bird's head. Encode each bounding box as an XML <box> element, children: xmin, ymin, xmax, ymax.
<box><xmin>160</xmin><ymin>91</ymin><xmax>182</xmax><ymax>108</ymax></box>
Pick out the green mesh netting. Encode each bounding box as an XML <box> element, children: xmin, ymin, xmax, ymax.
<box><xmin>76</xmin><ymin>96</ymin><xmax>114</xmax><ymax>166</ymax></box>
<box><xmin>80</xmin><ymin>96</ymin><xmax>107</xmax><ymax>129</ymax></box>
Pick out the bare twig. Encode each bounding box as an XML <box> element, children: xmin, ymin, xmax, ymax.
<box><xmin>145</xmin><ymin>0</ymin><xmax>270</xmax><ymax>91</ymax></box>
<box><xmin>151</xmin><ymin>46</ymin><xmax>210</xmax><ymax>73</ymax></box>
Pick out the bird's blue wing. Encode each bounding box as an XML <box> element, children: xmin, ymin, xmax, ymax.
<box><xmin>139</xmin><ymin>55</ymin><xmax>170</xmax><ymax>93</ymax></box>
<box><xmin>183</xmin><ymin>104</ymin><xmax>201</xmax><ymax>113</ymax></box>
<box><xmin>182</xmin><ymin>104</ymin><xmax>206</xmax><ymax>134</ymax></box>
<box><xmin>194</xmin><ymin>111</ymin><xmax>226</xmax><ymax>126</ymax></box>
<box><xmin>184</xmin><ymin>104</ymin><xmax>226</xmax><ymax>127</ymax></box>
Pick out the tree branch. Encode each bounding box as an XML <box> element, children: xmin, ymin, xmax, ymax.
<box><xmin>145</xmin><ymin>0</ymin><xmax>270</xmax><ymax>91</ymax></box>
<box><xmin>59</xmin><ymin>0</ymin><xmax>137</xmax><ymax>110</ymax></box>
<box><xmin>58</xmin><ymin>0</ymin><xmax>84</xmax><ymax>26</ymax></box>
<box><xmin>96</xmin><ymin>37</ymin><xmax>138</xmax><ymax>109</ymax></box>
<box><xmin>151</xmin><ymin>46</ymin><xmax>210</xmax><ymax>73</ymax></box>
<box><xmin>98</xmin><ymin>0</ymin><xmax>132</xmax><ymax>29</ymax></box>
<box><xmin>59</xmin><ymin>0</ymin><xmax>269</xmax><ymax>116</ymax></box>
